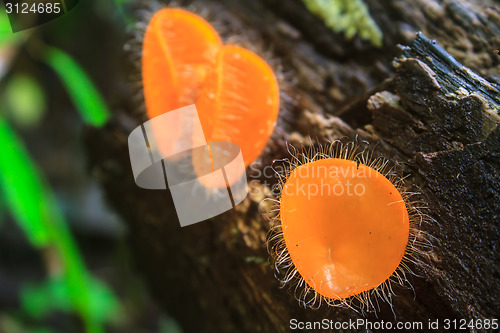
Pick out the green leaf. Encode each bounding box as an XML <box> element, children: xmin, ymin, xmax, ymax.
<box><xmin>21</xmin><ymin>274</ymin><xmax>120</xmax><ymax>322</ymax></box>
<box><xmin>0</xmin><ymin>8</ymin><xmax>14</xmax><ymax>44</ymax></box>
<box><xmin>42</xmin><ymin>47</ymin><xmax>110</xmax><ymax>127</ymax></box>
<box><xmin>3</xmin><ymin>74</ymin><xmax>46</xmax><ymax>128</ymax></box>
<box><xmin>0</xmin><ymin>117</ymin><xmax>52</xmax><ymax>246</ymax></box>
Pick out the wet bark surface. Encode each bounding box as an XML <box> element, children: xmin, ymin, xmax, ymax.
<box><xmin>87</xmin><ymin>0</ymin><xmax>499</xmax><ymax>331</ymax></box>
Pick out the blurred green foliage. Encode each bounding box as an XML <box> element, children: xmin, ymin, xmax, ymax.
<box><xmin>42</xmin><ymin>47</ymin><xmax>110</xmax><ymax>127</ymax></box>
<box><xmin>0</xmin><ymin>0</ymin><xmax>184</xmax><ymax>332</ymax></box>
<box><xmin>0</xmin><ymin>8</ymin><xmax>29</xmax><ymax>45</ymax></box>
<box><xmin>21</xmin><ymin>274</ymin><xmax>119</xmax><ymax>322</ymax></box>
<box><xmin>0</xmin><ymin>117</ymin><xmax>53</xmax><ymax>246</ymax></box>
<box><xmin>3</xmin><ymin>74</ymin><xmax>46</xmax><ymax>128</ymax></box>
<box><xmin>0</xmin><ymin>3</ymin><xmax>120</xmax><ymax>331</ymax></box>
<box><xmin>0</xmin><ymin>9</ymin><xmax>14</xmax><ymax>43</ymax></box>
<box><xmin>0</xmin><ymin>117</ymin><xmax>120</xmax><ymax>333</ymax></box>
<box><xmin>301</xmin><ymin>0</ymin><xmax>383</xmax><ymax>47</ymax></box>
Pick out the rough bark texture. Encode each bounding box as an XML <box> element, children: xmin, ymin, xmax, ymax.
<box><xmin>86</xmin><ymin>0</ymin><xmax>499</xmax><ymax>332</ymax></box>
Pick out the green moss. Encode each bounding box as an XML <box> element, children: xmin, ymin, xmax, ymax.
<box><xmin>302</xmin><ymin>0</ymin><xmax>383</xmax><ymax>47</ymax></box>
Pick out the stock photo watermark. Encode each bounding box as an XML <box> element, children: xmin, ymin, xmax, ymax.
<box><xmin>289</xmin><ymin>318</ymin><xmax>499</xmax><ymax>331</ymax></box>
<box><xmin>128</xmin><ymin>105</ymin><xmax>248</xmax><ymax>227</ymax></box>
<box><xmin>248</xmin><ymin>161</ymin><xmax>379</xmax><ymax>200</ymax></box>
<box><xmin>3</xmin><ymin>0</ymin><xmax>79</xmax><ymax>32</ymax></box>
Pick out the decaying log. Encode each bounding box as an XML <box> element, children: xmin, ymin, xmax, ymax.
<box><xmin>86</xmin><ymin>0</ymin><xmax>499</xmax><ymax>331</ymax></box>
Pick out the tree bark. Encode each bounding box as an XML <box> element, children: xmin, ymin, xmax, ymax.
<box><xmin>86</xmin><ymin>0</ymin><xmax>499</xmax><ymax>331</ymax></box>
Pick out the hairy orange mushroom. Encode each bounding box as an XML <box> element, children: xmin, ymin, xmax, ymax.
<box><xmin>281</xmin><ymin>158</ymin><xmax>409</xmax><ymax>299</ymax></box>
<box><xmin>142</xmin><ymin>8</ymin><xmax>222</xmax><ymax>117</ymax></box>
<box><xmin>142</xmin><ymin>8</ymin><xmax>222</xmax><ymax>158</ymax></box>
<box><xmin>265</xmin><ymin>142</ymin><xmax>431</xmax><ymax>310</ymax></box>
<box><xmin>193</xmin><ymin>45</ymin><xmax>280</xmax><ymax>188</ymax></box>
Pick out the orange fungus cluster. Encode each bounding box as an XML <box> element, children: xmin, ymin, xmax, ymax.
<box><xmin>142</xmin><ymin>8</ymin><xmax>279</xmax><ymax>184</ymax></box>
